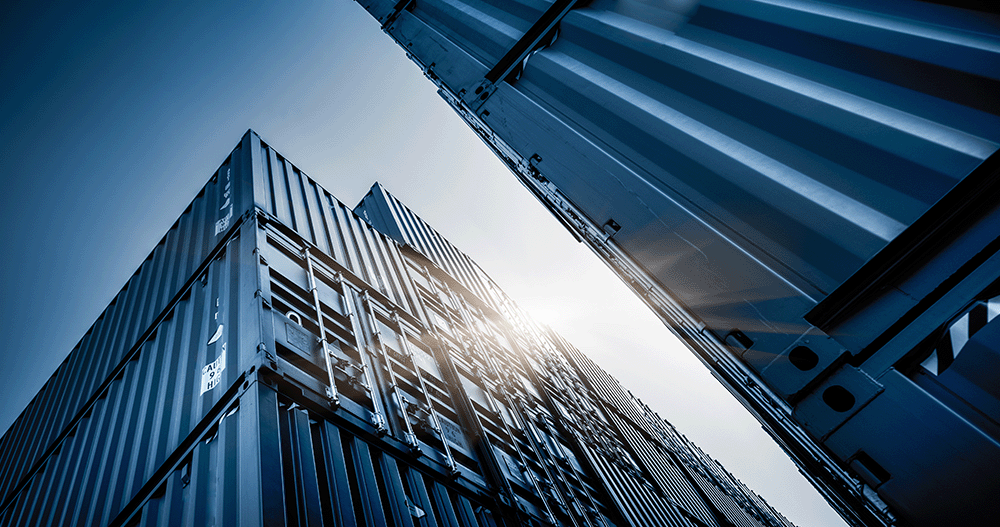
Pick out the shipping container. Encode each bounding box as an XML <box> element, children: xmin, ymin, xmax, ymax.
<box><xmin>0</xmin><ymin>130</ymin><xmax>796</xmax><ymax>527</ymax></box>
<box><xmin>0</xmin><ymin>133</ymin><xmax>255</xmax><ymax>508</ymax></box>
<box><xmin>352</xmin><ymin>1</ymin><xmax>1000</xmax><ymax>525</ymax></box>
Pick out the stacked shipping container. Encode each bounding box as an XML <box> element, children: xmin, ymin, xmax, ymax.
<box><xmin>0</xmin><ymin>130</ymin><xmax>794</xmax><ymax>527</ymax></box>
<box><xmin>349</xmin><ymin>0</ymin><xmax>1000</xmax><ymax>525</ymax></box>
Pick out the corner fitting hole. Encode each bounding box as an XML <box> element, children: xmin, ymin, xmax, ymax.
<box><xmin>474</xmin><ymin>86</ymin><xmax>483</xmax><ymax>94</ymax></box>
<box><xmin>789</xmin><ymin>346</ymin><xmax>819</xmax><ymax>371</ymax></box>
<box><xmin>727</xmin><ymin>330</ymin><xmax>754</xmax><ymax>350</ymax></box>
<box><xmin>853</xmin><ymin>451</ymin><xmax>891</xmax><ymax>486</ymax></box>
<box><xmin>823</xmin><ymin>385</ymin><xmax>856</xmax><ymax>412</ymax></box>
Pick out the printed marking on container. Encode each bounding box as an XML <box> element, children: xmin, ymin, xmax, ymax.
<box><xmin>200</xmin><ymin>343</ymin><xmax>227</xmax><ymax>395</ymax></box>
<box><xmin>207</xmin><ymin>324</ymin><xmax>224</xmax><ymax>345</ymax></box>
<box><xmin>202</xmin><ymin>295</ymin><xmax>226</xmax><ymax>395</ymax></box>
<box><xmin>285</xmin><ymin>322</ymin><xmax>311</xmax><ymax>352</ymax></box>
<box><xmin>440</xmin><ymin>419</ymin><xmax>469</xmax><ymax>451</ymax></box>
<box><xmin>922</xmin><ymin>295</ymin><xmax>999</xmax><ymax>375</ymax></box>
<box><xmin>215</xmin><ymin>167</ymin><xmax>233</xmax><ymax>235</ymax></box>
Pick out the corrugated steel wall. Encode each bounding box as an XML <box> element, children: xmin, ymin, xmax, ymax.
<box><xmin>355</xmin><ymin>183</ymin><xmax>503</xmax><ymax>311</ymax></box>
<box><xmin>0</xmin><ymin>132</ymin><xmax>254</xmax><ymax>508</ymax></box>
<box><xmin>119</xmin><ymin>383</ymin><xmax>504</xmax><ymax>527</ymax></box>
<box><xmin>258</xmin><ymin>220</ymin><xmax>493</xmax><ymax>486</ymax></box>
<box><xmin>0</xmin><ymin>224</ymin><xmax>261</xmax><ymax>526</ymax></box>
<box><xmin>558</xmin><ymin>331</ymin><xmax>789</xmax><ymax>527</ymax></box>
<box><xmin>253</xmin><ymin>138</ymin><xmax>421</xmax><ymax>316</ymax></box>
<box><xmin>360</xmin><ymin>0</ymin><xmax>999</xmax><ymax>301</ymax></box>
<box><xmin>505</xmin><ymin>0</ymin><xmax>997</xmax><ymax>287</ymax></box>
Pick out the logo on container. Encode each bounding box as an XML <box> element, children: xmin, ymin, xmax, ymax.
<box><xmin>201</xmin><ymin>297</ymin><xmax>227</xmax><ymax>395</ymax></box>
<box><xmin>215</xmin><ymin>167</ymin><xmax>233</xmax><ymax>236</ymax></box>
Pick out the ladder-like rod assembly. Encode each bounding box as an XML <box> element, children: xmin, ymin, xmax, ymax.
<box><xmin>469</xmin><ymin>298</ymin><xmax>585</xmax><ymax>527</ymax></box>
<box><xmin>393</xmin><ymin>310</ymin><xmax>460</xmax><ymax>474</ymax></box>
<box><xmin>515</xmin><ymin>314</ymin><xmax>603</xmax><ymax>526</ymax></box>
<box><xmin>362</xmin><ymin>290</ymin><xmax>420</xmax><ymax>451</ymax></box>
<box><xmin>338</xmin><ymin>272</ymin><xmax>387</xmax><ymax>435</ymax></box>
<box><xmin>443</xmin><ymin>284</ymin><xmax>562</xmax><ymax>527</ymax></box>
<box><xmin>304</xmin><ymin>248</ymin><xmax>340</xmax><ymax>408</ymax></box>
<box><xmin>515</xmin><ymin>395</ymin><xmax>587</xmax><ymax>527</ymax></box>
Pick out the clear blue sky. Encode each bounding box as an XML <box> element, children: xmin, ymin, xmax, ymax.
<box><xmin>0</xmin><ymin>1</ymin><xmax>846</xmax><ymax>525</ymax></box>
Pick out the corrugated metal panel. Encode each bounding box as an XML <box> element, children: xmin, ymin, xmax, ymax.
<box><xmin>607</xmin><ymin>413</ymin><xmax>720</xmax><ymax>527</ymax></box>
<box><xmin>558</xmin><ymin>335</ymin><xmax>658</xmax><ymax>438</ymax></box>
<box><xmin>257</xmin><ymin>221</ymin><xmax>493</xmax><ymax>486</ymax></box>
<box><xmin>517</xmin><ymin>1</ymin><xmax>995</xmax><ymax>271</ymax></box>
<box><xmin>580</xmin><ymin>442</ymin><xmax>695</xmax><ymax>527</ymax></box>
<box><xmin>640</xmin><ymin>408</ymin><xmax>797</xmax><ymax>527</ymax></box>
<box><xmin>363</xmin><ymin>0</ymin><xmax>999</xmax><ymax>303</ymax></box>
<box><xmin>471</xmin><ymin>1</ymin><xmax>999</xmax><ymax>358</ymax></box>
<box><xmin>0</xmin><ymin>132</ymin><xmax>255</xmax><ymax>507</ymax></box>
<box><xmin>683</xmin><ymin>462</ymin><xmax>767</xmax><ymax>527</ymax></box>
<box><xmin>353</xmin><ymin>193</ymin><xmax>631</xmax><ymax>525</ymax></box>
<box><xmin>568</xmin><ymin>331</ymin><xmax>782</xmax><ymax>527</ymax></box>
<box><xmin>0</xmin><ymin>228</ymin><xmax>262</xmax><ymax>525</ymax></box>
<box><xmin>357</xmin><ymin>179</ymin><xmax>798</xmax><ymax>527</ymax></box>
<box><xmin>36</xmin><ymin>380</ymin><xmax>504</xmax><ymax>527</ymax></box>
<box><xmin>361</xmin><ymin>0</ymin><xmax>557</xmax><ymax>97</ymax></box>
<box><xmin>255</xmin><ymin>140</ymin><xmax>419</xmax><ymax>316</ymax></box>
<box><xmin>356</xmin><ymin>183</ymin><xmax>503</xmax><ymax>311</ymax></box>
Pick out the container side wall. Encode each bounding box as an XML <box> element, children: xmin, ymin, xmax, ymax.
<box><xmin>0</xmin><ymin>222</ymin><xmax>262</xmax><ymax>525</ymax></box>
<box><xmin>257</xmin><ymin>221</ymin><xmax>493</xmax><ymax>486</ymax></box>
<box><xmin>2</xmin><ymin>131</ymin><xmax>800</xmax><ymax>527</ymax></box>
<box><xmin>0</xmin><ymin>132</ymin><xmax>256</xmax><ymax>505</ymax></box>
<box><xmin>355</xmin><ymin>184</ymin><xmax>503</xmax><ymax>311</ymax></box>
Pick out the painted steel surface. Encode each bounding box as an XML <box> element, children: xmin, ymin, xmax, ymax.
<box><xmin>1</xmin><ymin>131</ymin><xmax>796</xmax><ymax>527</ymax></box>
<box><xmin>252</xmin><ymin>136</ymin><xmax>422</xmax><ymax>316</ymax></box>
<box><xmin>352</xmin><ymin>1</ymin><xmax>1000</xmax><ymax>525</ymax></box>
<box><xmin>0</xmin><ymin>132</ymin><xmax>254</xmax><ymax>508</ymax></box>
<box><xmin>356</xmin><ymin>182</ymin><xmax>506</xmax><ymax>311</ymax></box>
<box><xmin>0</xmin><ymin>222</ymin><xmax>262</xmax><ymax>526</ymax></box>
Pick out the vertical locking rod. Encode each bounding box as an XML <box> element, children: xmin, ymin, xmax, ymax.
<box><xmin>338</xmin><ymin>273</ymin><xmax>387</xmax><ymax>435</ymax></box>
<box><xmin>363</xmin><ymin>291</ymin><xmax>420</xmax><ymax>451</ymax></box>
<box><xmin>304</xmin><ymin>248</ymin><xmax>340</xmax><ymax>408</ymax></box>
<box><xmin>443</xmin><ymin>284</ymin><xmax>561</xmax><ymax>526</ymax></box>
<box><xmin>393</xmin><ymin>310</ymin><xmax>460</xmax><ymax>473</ymax></box>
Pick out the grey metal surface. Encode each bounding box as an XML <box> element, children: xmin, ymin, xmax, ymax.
<box><xmin>361</xmin><ymin>0</ymin><xmax>999</xmax><ymax>302</ymax></box>
<box><xmin>253</xmin><ymin>136</ymin><xmax>421</xmax><ymax>317</ymax></box>
<box><xmin>359</xmin><ymin>180</ymin><xmax>800</xmax><ymax>527</ymax></box>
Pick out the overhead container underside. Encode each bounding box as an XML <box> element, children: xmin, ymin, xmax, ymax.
<box><xmin>354</xmin><ymin>1</ymin><xmax>1000</xmax><ymax>526</ymax></box>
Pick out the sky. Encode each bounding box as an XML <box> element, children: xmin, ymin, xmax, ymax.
<box><xmin>0</xmin><ymin>1</ymin><xmax>847</xmax><ymax>526</ymax></box>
